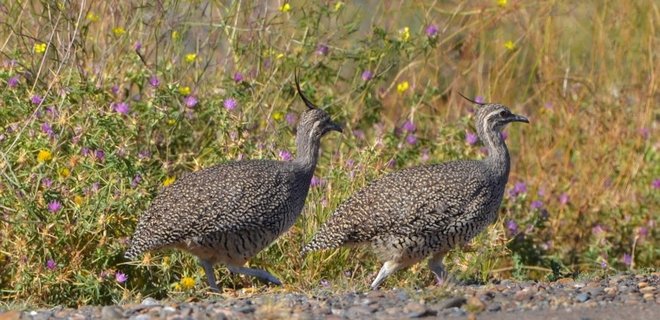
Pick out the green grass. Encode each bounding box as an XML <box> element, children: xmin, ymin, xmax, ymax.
<box><xmin>0</xmin><ymin>0</ymin><xmax>657</xmax><ymax>307</ymax></box>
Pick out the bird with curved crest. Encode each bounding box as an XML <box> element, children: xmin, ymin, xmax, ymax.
<box><xmin>303</xmin><ymin>93</ymin><xmax>528</xmax><ymax>289</ymax></box>
<box><xmin>125</xmin><ymin>73</ymin><xmax>342</xmax><ymax>291</ymax></box>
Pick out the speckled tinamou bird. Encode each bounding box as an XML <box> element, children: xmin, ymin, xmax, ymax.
<box><xmin>124</xmin><ymin>76</ymin><xmax>342</xmax><ymax>291</ymax></box>
<box><xmin>302</xmin><ymin>94</ymin><xmax>528</xmax><ymax>289</ymax></box>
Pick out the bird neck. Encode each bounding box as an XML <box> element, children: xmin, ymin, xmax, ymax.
<box><xmin>480</xmin><ymin>129</ymin><xmax>511</xmax><ymax>177</ymax></box>
<box><xmin>293</xmin><ymin>133</ymin><xmax>320</xmax><ymax>172</ymax></box>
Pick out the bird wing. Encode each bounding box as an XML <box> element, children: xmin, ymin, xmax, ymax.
<box><xmin>310</xmin><ymin>162</ymin><xmax>489</xmax><ymax>247</ymax></box>
<box><xmin>140</xmin><ymin>160</ymin><xmax>292</xmax><ymax>245</ymax></box>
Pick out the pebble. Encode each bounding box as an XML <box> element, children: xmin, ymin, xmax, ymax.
<box><xmin>101</xmin><ymin>306</ymin><xmax>123</xmax><ymax>319</ymax></box>
<box><xmin>639</xmin><ymin>286</ymin><xmax>655</xmax><ymax>294</ymax></box>
<box><xmin>575</xmin><ymin>293</ymin><xmax>591</xmax><ymax>303</ymax></box>
<box><xmin>141</xmin><ymin>297</ymin><xmax>160</xmax><ymax>306</ymax></box>
<box><xmin>441</xmin><ymin>297</ymin><xmax>467</xmax><ymax>309</ymax></box>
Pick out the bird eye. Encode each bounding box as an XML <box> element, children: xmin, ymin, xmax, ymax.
<box><xmin>499</xmin><ymin>110</ymin><xmax>510</xmax><ymax>117</ymax></box>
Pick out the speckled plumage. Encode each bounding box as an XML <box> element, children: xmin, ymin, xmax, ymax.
<box><xmin>302</xmin><ymin>97</ymin><xmax>528</xmax><ymax>289</ymax></box>
<box><xmin>125</xmin><ymin>76</ymin><xmax>341</xmax><ymax>291</ymax></box>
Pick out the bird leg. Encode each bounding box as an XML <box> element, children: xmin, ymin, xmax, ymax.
<box><xmin>428</xmin><ymin>251</ymin><xmax>449</xmax><ymax>286</ymax></box>
<box><xmin>227</xmin><ymin>265</ymin><xmax>282</xmax><ymax>285</ymax></box>
<box><xmin>370</xmin><ymin>260</ymin><xmax>402</xmax><ymax>290</ymax></box>
<box><xmin>199</xmin><ymin>259</ymin><xmax>221</xmax><ymax>292</ymax></box>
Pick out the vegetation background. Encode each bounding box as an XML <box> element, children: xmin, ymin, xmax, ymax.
<box><xmin>0</xmin><ymin>0</ymin><xmax>657</xmax><ymax>307</ymax></box>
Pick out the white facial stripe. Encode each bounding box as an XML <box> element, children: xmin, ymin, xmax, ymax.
<box><xmin>309</xmin><ymin>120</ymin><xmax>321</xmax><ymax>138</ymax></box>
<box><xmin>481</xmin><ymin>109</ymin><xmax>501</xmax><ymax>147</ymax></box>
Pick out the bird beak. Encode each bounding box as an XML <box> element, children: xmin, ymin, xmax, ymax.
<box><xmin>328</xmin><ymin>121</ymin><xmax>343</xmax><ymax>133</ymax></box>
<box><xmin>512</xmin><ymin>114</ymin><xmax>529</xmax><ymax>123</ymax></box>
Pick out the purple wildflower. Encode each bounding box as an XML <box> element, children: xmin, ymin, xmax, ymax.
<box><xmin>592</xmin><ymin>224</ymin><xmax>605</xmax><ymax>235</ymax></box>
<box><xmin>42</xmin><ymin>178</ymin><xmax>52</xmax><ymax>188</ymax></box>
<box><xmin>184</xmin><ymin>96</ymin><xmax>198</xmax><ymax>108</ymax></box>
<box><xmin>600</xmin><ymin>260</ymin><xmax>607</xmax><ymax>269</ymax></box>
<box><xmin>420</xmin><ymin>148</ymin><xmax>430</xmax><ymax>162</ymax></box>
<box><xmin>285</xmin><ymin>112</ymin><xmax>297</xmax><ymax>126</ymax></box>
<box><xmin>530</xmin><ymin>200</ymin><xmax>543</xmax><ymax>210</ymax></box>
<box><xmin>386</xmin><ymin>159</ymin><xmax>396</xmax><ymax>168</ymax></box>
<box><xmin>46</xmin><ymin>259</ymin><xmax>56</xmax><ymax>270</ymax></box>
<box><xmin>95</xmin><ymin>150</ymin><xmax>105</xmax><ymax>162</ymax></box>
<box><xmin>113</xmin><ymin>102</ymin><xmax>130</xmax><ymax>115</ymax></box>
<box><xmin>115</xmin><ymin>272</ymin><xmax>128</xmax><ymax>283</ymax></box>
<box><xmin>41</xmin><ymin>123</ymin><xmax>54</xmax><ymax>137</ymax></box>
<box><xmin>500</xmin><ymin>131</ymin><xmax>508</xmax><ymax>140</ymax></box>
<box><xmin>149</xmin><ymin>75</ymin><xmax>160</xmax><ymax>87</ymax></box>
<box><xmin>361</xmin><ymin>70</ymin><xmax>373</xmax><ymax>81</ymax></box>
<box><xmin>47</xmin><ymin>200</ymin><xmax>62</xmax><ymax>213</ymax></box>
<box><xmin>310</xmin><ymin>176</ymin><xmax>324</xmax><ymax>188</ymax></box>
<box><xmin>425</xmin><ymin>24</ymin><xmax>439</xmax><ymax>37</ymax></box>
<box><xmin>509</xmin><ymin>181</ymin><xmax>527</xmax><ymax>197</ymax></box>
<box><xmin>353</xmin><ymin>129</ymin><xmax>365</xmax><ymax>140</ymax></box>
<box><xmin>622</xmin><ymin>253</ymin><xmax>632</xmax><ymax>267</ymax></box>
<box><xmin>466</xmin><ymin>132</ymin><xmax>478</xmax><ymax>145</ymax></box>
<box><xmin>559</xmin><ymin>192</ymin><xmax>569</xmax><ymax>205</ymax></box>
<box><xmin>475</xmin><ymin>96</ymin><xmax>485</xmax><ymax>104</ymax></box>
<box><xmin>316</xmin><ymin>44</ymin><xmax>329</xmax><ymax>56</ymax></box>
<box><xmin>405</xmin><ymin>134</ymin><xmax>417</xmax><ymax>145</ymax></box>
<box><xmin>345</xmin><ymin>159</ymin><xmax>355</xmax><ymax>168</ymax></box>
<box><xmin>138</xmin><ymin>150</ymin><xmax>151</xmax><ymax>160</ymax></box>
<box><xmin>320</xmin><ymin>279</ymin><xmax>330</xmax><ymax>287</ymax></box>
<box><xmin>652</xmin><ymin>179</ymin><xmax>660</xmax><ymax>189</ymax></box>
<box><xmin>402</xmin><ymin>120</ymin><xmax>416</xmax><ymax>133</ymax></box>
<box><xmin>506</xmin><ymin>220</ymin><xmax>518</xmax><ymax>234</ymax></box>
<box><xmin>111</xmin><ymin>85</ymin><xmax>119</xmax><ymax>95</ymax></box>
<box><xmin>81</xmin><ymin>147</ymin><xmax>91</xmax><ymax>156</ymax></box>
<box><xmin>223</xmin><ymin>98</ymin><xmax>237</xmax><ymax>111</ymax></box>
<box><xmin>131</xmin><ymin>174</ymin><xmax>142</xmax><ymax>188</ymax></box>
<box><xmin>233</xmin><ymin>72</ymin><xmax>244</xmax><ymax>83</ymax></box>
<box><xmin>637</xmin><ymin>226</ymin><xmax>648</xmax><ymax>238</ymax></box>
<box><xmin>134</xmin><ymin>41</ymin><xmax>142</xmax><ymax>51</ymax></box>
<box><xmin>7</xmin><ymin>76</ymin><xmax>19</xmax><ymax>88</ymax></box>
<box><xmin>279</xmin><ymin>150</ymin><xmax>292</xmax><ymax>161</ymax></box>
<box><xmin>31</xmin><ymin>95</ymin><xmax>43</xmax><ymax>105</ymax></box>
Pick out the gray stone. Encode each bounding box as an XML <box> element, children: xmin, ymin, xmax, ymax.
<box><xmin>441</xmin><ymin>297</ymin><xmax>467</xmax><ymax>309</ymax></box>
<box><xmin>575</xmin><ymin>293</ymin><xmax>590</xmax><ymax>303</ymax></box>
<box><xmin>141</xmin><ymin>298</ymin><xmax>160</xmax><ymax>306</ymax></box>
<box><xmin>101</xmin><ymin>306</ymin><xmax>123</xmax><ymax>320</ymax></box>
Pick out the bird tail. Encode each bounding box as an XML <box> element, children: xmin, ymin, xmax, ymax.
<box><xmin>123</xmin><ymin>243</ymin><xmax>142</xmax><ymax>260</ymax></box>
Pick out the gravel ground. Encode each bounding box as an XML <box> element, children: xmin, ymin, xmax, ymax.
<box><xmin>2</xmin><ymin>273</ymin><xmax>658</xmax><ymax>319</ymax></box>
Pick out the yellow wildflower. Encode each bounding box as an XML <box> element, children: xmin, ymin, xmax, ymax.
<box><xmin>161</xmin><ymin>256</ymin><xmax>171</xmax><ymax>268</ymax></box>
<box><xmin>399</xmin><ymin>27</ymin><xmax>410</xmax><ymax>42</ymax></box>
<box><xmin>396</xmin><ymin>81</ymin><xmax>410</xmax><ymax>94</ymax></box>
<box><xmin>276</xmin><ymin>53</ymin><xmax>285</xmax><ymax>59</ymax></box>
<box><xmin>173</xmin><ymin>283</ymin><xmax>182</xmax><ymax>291</ymax></box>
<box><xmin>34</xmin><ymin>43</ymin><xmax>47</xmax><ymax>54</ymax></box>
<box><xmin>167</xmin><ymin>119</ymin><xmax>177</xmax><ymax>126</ymax></box>
<box><xmin>279</xmin><ymin>3</ymin><xmax>291</xmax><ymax>12</ymax></box>
<box><xmin>86</xmin><ymin>12</ymin><xmax>99</xmax><ymax>22</ymax></box>
<box><xmin>37</xmin><ymin>150</ymin><xmax>52</xmax><ymax>163</ymax></box>
<box><xmin>178</xmin><ymin>86</ymin><xmax>191</xmax><ymax>96</ymax></box>
<box><xmin>334</xmin><ymin>2</ymin><xmax>344</xmax><ymax>11</ymax></box>
<box><xmin>171</xmin><ymin>30</ymin><xmax>180</xmax><ymax>41</ymax></box>
<box><xmin>74</xmin><ymin>195</ymin><xmax>84</xmax><ymax>206</ymax></box>
<box><xmin>272</xmin><ymin>111</ymin><xmax>284</xmax><ymax>121</ymax></box>
<box><xmin>497</xmin><ymin>0</ymin><xmax>507</xmax><ymax>7</ymax></box>
<box><xmin>58</xmin><ymin>167</ymin><xmax>71</xmax><ymax>178</ymax></box>
<box><xmin>504</xmin><ymin>40</ymin><xmax>516</xmax><ymax>51</ymax></box>
<box><xmin>112</xmin><ymin>27</ymin><xmax>126</xmax><ymax>37</ymax></box>
<box><xmin>184</xmin><ymin>53</ymin><xmax>197</xmax><ymax>63</ymax></box>
<box><xmin>180</xmin><ymin>277</ymin><xmax>195</xmax><ymax>290</ymax></box>
<box><xmin>163</xmin><ymin>176</ymin><xmax>176</xmax><ymax>187</ymax></box>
